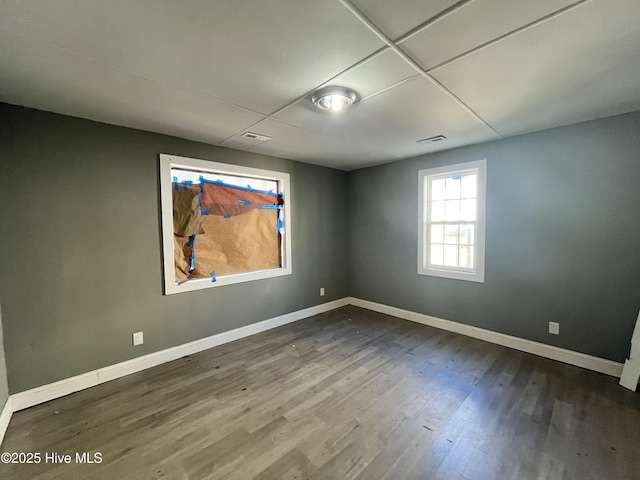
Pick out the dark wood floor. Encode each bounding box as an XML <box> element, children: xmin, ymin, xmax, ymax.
<box><xmin>1</xmin><ymin>306</ymin><xmax>639</xmax><ymax>479</ymax></box>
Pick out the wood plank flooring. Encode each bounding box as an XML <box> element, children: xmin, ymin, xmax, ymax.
<box><xmin>1</xmin><ymin>306</ymin><xmax>639</xmax><ymax>479</ymax></box>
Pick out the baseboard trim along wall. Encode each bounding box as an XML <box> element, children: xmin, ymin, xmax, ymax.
<box><xmin>9</xmin><ymin>297</ymin><xmax>350</xmax><ymax>413</ymax></box>
<box><xmin>348</xmin><ymin>297</ymin><xmax>624</xmax><ymax>378</ymax></box>
<box><xmin>0</xmin><ymin>397</ymin><xmax>13</xmax><ymax>447</ymax></box>
<box><xmin>3</xmin><ymin>295</ymin><xmax>625</xmax><ymax>443</ymax></box>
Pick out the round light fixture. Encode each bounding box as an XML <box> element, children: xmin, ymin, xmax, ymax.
<box><xmin>311</xmin><ymin>86</ymin><xmax>359</xmax><ymax>113</ymax></box>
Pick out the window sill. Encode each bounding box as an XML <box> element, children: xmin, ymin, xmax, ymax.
<box><xmin>164</xmin><ymin>267</ymin><xmax>292</xmax><ymax>295</ymax></box>
<box><xmin>418</xmin><ymin>266</ymin><xmax>484</xmax><ymax>283</ymax></box>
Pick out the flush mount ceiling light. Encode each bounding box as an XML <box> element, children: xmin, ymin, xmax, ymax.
<box><xmin>311</xmin><ymin>86</ymin><xmax>359</xmax><ymax>113</ymax></box>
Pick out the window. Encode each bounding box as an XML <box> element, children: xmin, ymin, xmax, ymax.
<box><xmin>418</xmin><ymin>160</ymin><xmax>486</xmax><ymax>282</ymax></box>
<box><xmin>160</xmin><ymin>154</ymin><xmax>291</xmax><ymax>294</ymax></box>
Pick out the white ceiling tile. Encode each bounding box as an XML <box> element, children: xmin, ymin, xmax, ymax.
<box><xmin>301</xmin><ymin>77</ymin><xmax>500</xmax><ymax>159</ymax></box>
<box><xmin>220</xmin><ymin>132</ymin><xmax>273</xmax><ymax>151</ymax></box>
<box><xmin>349</xmin><ymin>0</ymin><xmax>460</xmax><ymax>39</ymax></box>
<box><xmin>245</xmin><ymin>119</ymin><xmax>399</xmax><ymax>170</ymax></box>
<box><xmin>0</xmin><ymin>0</ymin><xmax>638</xmax><ymax>170</ymax></box>
<box><xmin>0</xmin><ymin>35</ymin><xmax>264</xmax><ymax>145</ymax></box>
<box><xmin>401</xmin><ymin>0</ymin><xmax>578</xmax><ymax>70</ymax></box>
<box><xmin>0</xmin><ymin>0</ymin><xmax>385</xmax><ymax>115</ymax></box>
<box><xmin>273</xmin><ymin>49</ymin><xmax>419</xmax><ymax>128</ymax></box>
<box><xmin>334</xmin><ymin>50</ymin><xmax>418</xmax><ymax>99</ymax></box>
<box><xmin>431</xmin><ymin>0</ymin><xmax>640</xmax><ymax>137</ymax></box>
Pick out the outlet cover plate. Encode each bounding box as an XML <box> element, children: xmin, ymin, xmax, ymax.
<box><xmin>133</xmin><ymin>331</ymin><xmax>144</xmax><ymax>346</ymax></box>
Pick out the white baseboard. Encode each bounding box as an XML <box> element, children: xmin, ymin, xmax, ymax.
<box><xmin>4</xmin><ymin>295</ymin><xmax>627</xmax><ymax>422</ymax></box>
<box><xmin>10</xmin><ymin>297</ymin><xmax>349</xmax><ymax>412</ymax></box>
<box><xmin>348</xmin><ymin>297</ymin><xmax>624</xmax><ymax>378</ymax></box>
<box><xmin>0</xmin><ymin>397</ymin><xmax>12</xmax><ymax>447</ymax></box>
<box><xmin>620</xmin><ymin>358</ymin><xmax>640</xmax><ymax>391</ymax></box>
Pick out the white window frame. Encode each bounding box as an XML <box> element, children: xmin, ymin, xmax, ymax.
<box><xmin>160</xmin><ymin>153</ymin><xmax>292</xmax><ymax>295</ymax></box>
<box><xmin>418</xmin><ymin>159</ymin><xmax>486</xmax><ymax>283</ymax></box>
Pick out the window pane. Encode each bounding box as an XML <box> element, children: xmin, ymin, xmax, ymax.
<box><xmin>459</xmin><ymin>245</ymin><xmax>475</xmax><ymax>268</ymax></box>
<box><xmin>460</xmin><ymin>199</ymin><xmax>476</xmax><ymax>221</ymax></box>
<box><xmin>445</xmin><ymin>200</ymin><xmax>460</xmax><ymax>221</ymax></box>
<box><xmin>445</xmin><ymin>176</ymin><xmax>461</xmax><ymax>199</ymax></box>
<box><xmin>430</xmin><ymin>244</ymin><xmax>444</xmax><ymax>265</ymax></box>
<box><xmin>459</xmin><ymin>224</ymin><xmax>475</xmax><ymax>245</ymax></box>
<box><xmin>460</xmin><ymin>174</ymin><xmax>477</xmax><ymax>199</ymax></box>
<box><xmin>163</xmin><ymin>154</ymin><xmax>291</xmax><ymax>295</ymax></box>
<box><xmin>431</xmin><ymin>201</ymin><xmax>445</xmax><ymax>221</ymax></box>
<box><xmin>443</xmin><ymin>245</ymin><xmax>458</xmax><ymax>267</ymax></box>
<box><xmin>418</xmin><ymin>160</ymin><xmax>485</xmax><ymax>283</ymax></box>
<box><xmin>430</xmin><ymin>224</ymin><xmax>444</xmax><ymax>244</ymax></box>
<box><xmin>444</xmin><ymin>224</ymin><xmax>458</xmax><ymax>244</ymax></box>
<box><xmin>431</xmin><ymin>178</ymin><xmax>445</xmax><ymax>201</ymax></box>
<box><xmin>173</xmin><ymin>169</ymin><xmax>278</xmax><ymax>193</ymax></box>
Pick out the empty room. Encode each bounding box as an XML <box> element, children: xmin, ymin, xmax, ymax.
<box><xmin>1</xmin><ymin>1</ymin><xmax>640</xmax><ymax>479</ymax></box>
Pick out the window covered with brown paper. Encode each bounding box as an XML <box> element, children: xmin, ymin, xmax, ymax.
<box><xmin>173</xmin><ymin>184</ymin><xmax>205</xmax><ymax>236</ymax></box>
<box><xmin>172</xmin><ymin>180</ymin><xmax>281</xmax><ymax>283</ymax></box>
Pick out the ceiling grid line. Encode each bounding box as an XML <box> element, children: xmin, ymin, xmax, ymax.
<box><xmin>426</xmin><ymin>0</ymin><xmax>594</xmax><ymax>73</ymax></box>
<box><xmin>1</xmin><ymin>0</ymin><xmax>638</xmax><ymax>169</ymax></box>
<box><xmin>218</xmin><ymin>45</ymin><xmax>391</xmax><ymax>147</ymax></box>
<box><xmin>240</xmin><ymin>117</ymin><xmax>400</xmax><ymax>161</ymax></box>
<box><xmin>359</xmin><ymin>74</ymin><xmax>423</xmax><ymax>103</ymax></box>
<box><xmin>393</xmin><ymin>0</ymin><xmax>477</xmax><ymax>45</ymax></box>
<box><xmin>338</xmin><ymin>0</ymin><xmax>503</xmax><ymax>138</ymax></box>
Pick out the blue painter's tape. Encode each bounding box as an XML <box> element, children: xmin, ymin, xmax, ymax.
<box><xmin>200</xmin><ymin>206</ymin><xmax>210</xmax><ymax>215</ymax></box>
<box><xmin>277</xmin><ymin>217</ymin><xmax>283</xmax><ymax>233</ymax></box>
<box><xmin>210</xmin><ymin>271</ymin><xmax>217</xmax><ymax>282</ymax></box>
<box><xmin>258</xmin><ymin>204</ymin><xmax>280</xmax><ymax>210</ymax></box>
<box><xmin>452</xmin><ymin>175</ymin><xmax>461</xmax><ymax>180</ymax></box>
<box><xmin>185</xmin><ymin>234</ymin><xmax>196</xmax><ymax>273</ymax></box>
<box><xmin>199</xmin><ymin>177</ymin><xmax>277</xmax><ymax>196</ymax></box>
<box><xmin>173</xmin><ymin>176</ymin><xmax>179</xmax><ymax>191</ymax></box>
<box><xmin>224</xmin><ymin>214</ymin><xmax>231</xmax><ymax>219</ymax></box>
<box><xmin>182</xmin><ymin>180</ymin><xmax>193</xmax><ymax>190</ymax></box>
<box><xmin>238</xmin><ymin>199</ymin><xmax>254</xmax><ymax>206</ymax></box>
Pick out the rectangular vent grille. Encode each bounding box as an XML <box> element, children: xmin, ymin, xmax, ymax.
<box><xmin>241</xmin><ymin>132</ymin><xmax>272</xmax><ymax>142</ymax></box>
<box><xmin>417</xmin><ymin>135</ymin><xmax>447</xmax><ymax>145</ymax></box>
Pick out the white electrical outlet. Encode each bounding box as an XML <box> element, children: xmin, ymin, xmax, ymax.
<box><xmin>133</xmin><ymin>331</ymin><xmax>144</xmax><ymax>346</ymax></box>
<box><xmin>320</xmin><ymin>287</ymin><xmax>325</xmax><ymax>296</ymax></box>
<box><xmin>548</xmin><ymin>322</ymin><xmax>559</xmax><ymax>335</ymax></box>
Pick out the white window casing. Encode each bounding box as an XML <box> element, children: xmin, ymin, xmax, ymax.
<box><xmin>160</xmin><ymin>154</ymin><xmax>292</xmax><ymax>294</ymax></box>
<box><xmin>418</xmin><ymin>159</ymin><xmax>486</xmax><ymax>283</ymax></box>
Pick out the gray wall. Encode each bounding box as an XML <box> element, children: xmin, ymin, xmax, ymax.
<box><xmin>0</xmin><ymin>306</ymin><xmax>8</xmax><ymax>413</ymax></box>
<box><xmin>348</xmin><ymin>111</ymin><xmax>640</xmax><ymax>362</ymax></box>
<box><xmin>2</xmin><ymin>102</ymin><xmax>639</xmax><ymax>395</ymax></box>
<box><xmin>0</xmin><ymin>103</ymin><xmax>349</xmax><ymax>393</ymax></box>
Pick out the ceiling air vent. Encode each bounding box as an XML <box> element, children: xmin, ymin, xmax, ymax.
<box><xmin>241</xmin><ymin>132</ymin><xmax>272</xmax><ymax>142</ymax></box>
<box><xmin>417</xmin><ymin>135</ymin><xmax>447</xmax><ymax>145</ymax></box>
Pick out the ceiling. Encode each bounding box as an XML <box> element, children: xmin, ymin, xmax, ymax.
<box><xmin>1</xmin><ymin>0</ymin><xmax>639</xmax><ymax>171</ymax></box>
